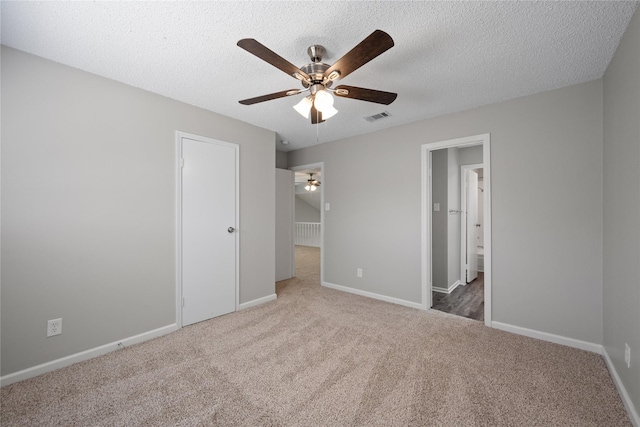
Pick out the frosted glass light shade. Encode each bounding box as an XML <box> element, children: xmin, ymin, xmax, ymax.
<box><xmin>313</xmin><ymin>90</ymin><xmax>334</xmax><ymax>112</ymax></box>
<box><xmin>293</xmin><ymin>96</ymin><xmax>313</xmax><ymax>118</ymax></box>
<box><xmin>321</xmin><ymin>105</ymin><xmax>338</xmax><ymax>119</ymax></box>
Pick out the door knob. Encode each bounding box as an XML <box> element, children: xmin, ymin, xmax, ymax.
<box><xmin>228</xmin><ymin>227</ymin><xmax>235</xmax><ymax>233</ymax></box>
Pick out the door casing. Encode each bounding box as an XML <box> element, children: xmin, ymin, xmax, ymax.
<box><xmin>421</xmin><ymin>133</ymin><xmax>492</xmax><ymax>327</ymax></box>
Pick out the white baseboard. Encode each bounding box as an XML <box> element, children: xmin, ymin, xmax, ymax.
<box><xmin>0</xmin><ymin>323</ymin><xmax>178</xmax><ymax>387</ymax></box>
<box><xmin>322</xmin><ymin>281</ymin><xmax>423</xmax><ymax>310</ymax></box>
<box><xmin>432</xmin><ymin>280</ymin><xmax>462</xmax><ymax>294</ymax></box>
<box><xmin>603</xmin><ymin>347</ymin><xmax>640</xmax><ymax>426</ymax></box>
<box><xmin>1</xmin><ymin>294</ymin><xmax>277</xmax><ymax>387</ymax></box>
<box><xmin>238</xmin><ymin>293</ymin><xmax>277</xmax><ymax>310</ymax></box>
<box><xmin>492</xmin><ymin>321</ymin><xmax>603</xmax><ymax>353</ymax></box>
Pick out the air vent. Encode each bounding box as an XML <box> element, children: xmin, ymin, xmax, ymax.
<box><xmin>364</xmin><ymin>111</ymin><xmax>392</xmax><ymax>122</ymax></box>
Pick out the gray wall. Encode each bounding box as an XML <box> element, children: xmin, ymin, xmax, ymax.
<box><xmin>431</xmin><ymin>149</ymin><xmax>448</xmax><ymax>288</ymax></box>
<box><xmin>603</xmin><ymin>8</ymin><xmax>640</xmax><ymax>415</ymax></box>
<box><xmin>295</xmin><ymin>196</ymin><xmax>321</xmax><ymax>223</ymax></box>
<box><xmin>447</xmin><ymin>147</ymin><xmax>461</xmax><ymax>286</ymax></box>
<box><xmin>1</xmin><ymin>46</ymin><xmax>276</xmax><ymax>376</ymax></box>
<box><xmin>459</xmin><ymin>144</ymin><xmax>483</xmax><ymax>166</ymax></box>
<box><xmin>276</xmin><ymin>150</ymin><xmax>288</xmax><ymax>169</ymax></box>
<box><xmin>289</xmin><ymin>79</ymin><xmax>604</xmax><ymax>345</ymax></box>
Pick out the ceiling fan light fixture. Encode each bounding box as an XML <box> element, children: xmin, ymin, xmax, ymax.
<box><xmin>293</xmin><ymin>96</ymin><xmax>313</xmax><ymax>118</ymax></box>
<box><xmin>305</xmin><ymin>173</ymin><xmax>321</xmax><ymax>192</ymax></box>
<box><xmin>321</xmin><ymin>105</ymin><xmax>338</xmax><ymax>119</ymax></box>
<box><xmin>313</xmin><ymin>89</ymin><xmax>334</xmax><ymax>112</ymax></box>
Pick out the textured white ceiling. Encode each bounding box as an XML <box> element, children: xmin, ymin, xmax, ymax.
<box><xmin>2</xmin><ymin>1</ymin><xmax>637</xmax><ymax>152</ymax></box>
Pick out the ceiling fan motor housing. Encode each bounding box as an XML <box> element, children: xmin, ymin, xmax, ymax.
<box><xmin>301</xmin><ymin>48</ymin><xmax>331</xmax><ymax>89</ymax></box>
<box><xmin>307</xmin><ymin>45</ymin><xmax>326</xmax><ymax>62</ymax></box>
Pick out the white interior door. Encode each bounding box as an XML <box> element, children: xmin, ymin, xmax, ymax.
<box><xmin>181</xmin><ymin>136</ymin><xmax>237</xmax><ymax>326</ymax></box>
<box><xmin>466</xmin><ymin>170</ymin><xmax>479</xmax><ymax>283</ymax></box>
<box><xmin>275</xmin><ymin>169</ymin><xmax>294</xmax><ymax>281</ymax></box>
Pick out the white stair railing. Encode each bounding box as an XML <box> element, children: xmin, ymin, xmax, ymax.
<box><xmin>295</xmin><ymin>222</ymin><xmax>321</xmax><ymax>247</ymax></box>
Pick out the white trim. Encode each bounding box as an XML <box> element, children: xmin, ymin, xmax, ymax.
<box><xmin>487</xmin><ymin>322</ymin><xmax>639</xmax><ymax>422</ymax></box>
<box><xmin>432</xmin><ymin>280</ymin><xmax>462</xmax><ymax>294</ymax></box>
<box><xmin>176</xmin><ymin>136</ymin><xmax>183</xmax><ymax>327</ymax></box>
<box><xmin>421</xmin><ymin>145</ymin><xmax>431</xmax><ymax>310</ymax></box>
<box><xmin>603</xmin><ymin>347</ymin><xmax>640</xmax><ymax>426</ymax></box>
<box><xmin>323</xmin><ymin>281</ymin><xmax>423</xmax><ymax>310</ymax></box>
<box><xmin>421</xmin><ymin>133</ymin><xmax>492</xmax><ymax>327</ymax></box>
<box><xmin>0</xmin><ymin>324</ymin><xmax>178</xmax><ymax>387</ymax></box>
<box><xmin>238</xmin><ymin>294</ymin><xmax>277</xmax><ymax>310</ymax></box>
<box><xmin>492</xmin><ymin>321</ymin><xmax>603</xmax><ymax>354</ymax></box>
<box><xmin>175</xmin><ymin>131</ymin><xmax>240</xmax><ymax>328</ymax></box>
<box><xmin>290</xmin><ymin>162</ymin><xmax>325</xmax><ymax>284</ymax></box>
<box><xmin>290</xmin><ymin>171</ymin><xmax>296</xmax><ymax>278</ymax></box>
<box><xmin>482</xmin><ymin>138</ymin><xmax>492</xmax><ymax>328</ymax></box>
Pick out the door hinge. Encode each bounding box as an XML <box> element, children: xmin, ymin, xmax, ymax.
<box><xmin>180</xmin><ymin>158</ymin><xmax>185</xmax><ymax>168</ymax></box>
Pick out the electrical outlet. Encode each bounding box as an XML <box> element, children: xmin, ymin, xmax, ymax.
<box><xmin>625</xmin><ymin>343</ymin><xmax>631</xmax><ymax>368</ymax></box>
<box><xmin>47</xmin><ymin>318</ymin><xmax>62</xmax><ymax>337</ymax></box>
<box><xmin>357</xmin><ymin>268</ymin><xmax>363</xmax><ymax>278</ymax></box>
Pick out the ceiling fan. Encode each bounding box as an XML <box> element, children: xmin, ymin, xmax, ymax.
<box><xmin>237</xmin><ymin>30</ymin><xmax>397</xmax><ymax>124</ymax></box>
<box><xmin>305</xmin><ymin>173</ymin><xmax>320</xmax><ymax>192</ymax></box>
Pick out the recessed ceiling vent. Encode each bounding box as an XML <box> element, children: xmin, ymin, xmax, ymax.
<box><xmin>364</xmin><ymin>111</ymin><xmax>391</xmax><ymax>122</ymax></box>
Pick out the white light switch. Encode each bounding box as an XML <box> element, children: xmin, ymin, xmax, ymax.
<box><xmin>325</xmin><ymin>203</ymin><xmax>330</xmax><ymax>211</ymax></box>
<box><xmin>434</xmin><ymin>203</ymin><xmax>440</xmax><ymax>212</ymax></box>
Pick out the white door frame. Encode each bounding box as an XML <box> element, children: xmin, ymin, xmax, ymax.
<box><xmin>421</xmin><ymin>133</ymin><xmax>492</xmax><ymax>327</ymax></box>
<box><xmin>290</xmin><ymin>162</ymin><xmax>324</xmax><ymax>284</ymax></box>
<box><xmin>460</xmin><ymin>163</ymin><xmax>483</xmax><ymax>284</ymax></box>
<box><xmin>175</xmin><ymin>131</ymin><xmax>240</xmax><ymax>328</ymax></box>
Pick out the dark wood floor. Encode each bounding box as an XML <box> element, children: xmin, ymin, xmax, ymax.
<box><xmin>432</xmin><ymin>272</ymin><xmax>484</xmax><ymax>321</ymax></box>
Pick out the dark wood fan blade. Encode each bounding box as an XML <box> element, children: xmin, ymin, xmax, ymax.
<box><xmin>334</xmin><ymin>85</ymin><xmax>397</xmax><ymax>105</ymax></box>
<box><xmin>237</xmin><ymin>39</ymin><xmax>310</xmax><ymax>82</ymax></box>
<box><xmin>324</xmin><ymin>30</ymin><xmax>394</xmax><ymax>81</ymax></box>
<box><xmin>239</xmin><ymin>89</ymin><xmax>301</xmax><ymax>105</ymax></box>
<box><xmin>310</xmin><ymin>105</ymin><xmax>324</xmax><ymax>124</ymax></box>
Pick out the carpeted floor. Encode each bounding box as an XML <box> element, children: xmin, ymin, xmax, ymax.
<box><xmin>0</xmin><ymin>245</ymin><xmax>631</xmax><ymax>426</ymax></box>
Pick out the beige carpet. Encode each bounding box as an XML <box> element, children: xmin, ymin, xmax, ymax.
<box><xmin>1</xmin><ymin>245</ymin><xmax>630</xmax><ymax>426</ymax></box>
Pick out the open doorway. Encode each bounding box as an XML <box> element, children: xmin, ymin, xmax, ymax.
<box><xmin>290</xmin><ymin>163</ymin><xmax>324</xmax><ymax>283</ymax></box>
<box><xmin>431</xmin><ymin>163</ymin><xmax>485</xmax><ymax>321</ymax></box>
<box><xmin>421</xmin><ymin>134</ymin><xmax>492</xmax><ymax>326</ymax></box>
